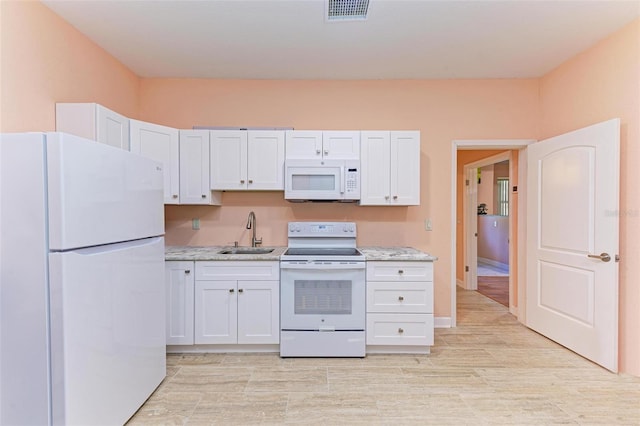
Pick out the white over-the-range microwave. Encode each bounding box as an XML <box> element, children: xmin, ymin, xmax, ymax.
<box><xmin>284</xmin><ymin>159</ymin><xmax>360</xmax><ymax>202</ymax></box>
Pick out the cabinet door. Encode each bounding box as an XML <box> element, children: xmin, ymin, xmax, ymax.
<box><xmin>210</xmin><ymin>130</ymin><xmax>248</xmax><ymax>190</ymax></box>
<box><xmin>96</xmin><ymin>105</ymin><xmax>130</xmax><ymax>150</ymax></box>
<box><xmin>179</xmin><ymin>130</ymin><xmax>219</xmax><ymax>205</ymax></box>
<box><xmin>56</xmin><ymin>103</ymin><xmax>129</xmax><ymax>151</ymax></box>
<box><xmin>130</xmin><ymin>119</ymin><xmax>180</xmax><ymax>204</ymax></box>
<box><xmin>237</xmin><ymin>281</ymin><xmax>280</xmax><ymax>344</ymax></box>
<box><xmin>359</xmin><ymin>131</ymin><xmax>391</xmax><ymax>205</ymax></box>
<box><xmin>247</xmin><ymin>131</ymin><xmax>285</xmax><ymax>190</ymax></box>
<box><xmin>194</xmin><ymin>281</ymin><xmax>237</xmax><ymax>344</ymax></box>
<box><xmin>322</xmin><ymin>131</ymin><xmax>360</xmax><ymax>160</ymax></box>
<box><xmin>285</xmin><ymin>130</ymin><xmax>322</xmax><ymax>159</ymax></box>
<box><xmin>391</xmin><ymin>131</ymin><xmax>420</xmax><ymax>205</ymax></box>
<box><xmin>165</xmin><ymin>261</ymin><xmax>194</xmax><ymax>345</ymax></box>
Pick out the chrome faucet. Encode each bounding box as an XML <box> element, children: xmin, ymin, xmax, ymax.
<box><xmin>246</xmin><ymin>211</ymin><xmax>262</xmax><ymax>247</ymax></box>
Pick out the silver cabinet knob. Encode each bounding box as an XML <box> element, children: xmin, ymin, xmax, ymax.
<box><xmin>385</xmin><ymin>195</ymin><xmax>390</xmax><ymax>200</ymax></box>
<box><xmin>238</xmin><ymin>288</ymin><xmax>244</xmax><ymax>293</ymax></box>
<box><xmin>201</xmin><ymin>194</ymin><xmax>206</xmax><ymax>198</ymax></box>
<box><xmin>398</xmin><ymin>328</ymin><xmax>404</xmax><ymax>334</ymax></box>
<box><xmin>324</xmin><ymin>150</ymin><xmax>329</xmax><ymax>155</ymax></box>
<box><xmin>229</xmin><ymin>289</ymin><xmax>235</xmax><ymax>293</ymax></box>
<box><xmin>248</xmin><ymin>179</ymin><xmax>253</xmax><ymax>184</ymax></box>
<box><xmin>398</xmin><ymin>270</ymin><xmax>404</xmax><ymax>274</ymax></box>
<box><xmin>316</xmin><ymin>149</ymin><xmax>321</xmax><ymax>154</ymax></box>
<box><xmin>240</xmin><ymin>180</ymin><xmax>245</xmax><ymax>184</ymax></box>
<box><xmin>398</xmin><ymin>296</ymin><xmax>404</xmax><ymax>301</ymax></box>
<box><xmin>393</xmin><ymin>195</ymin><xmax>398</xmax><ymax>200</ymax></box>
<box><xmin>172</xmin><ymin>194</ymin><xmax>178</xmax><ymax>199</ymax></box>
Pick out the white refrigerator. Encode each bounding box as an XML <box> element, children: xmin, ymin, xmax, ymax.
<box><xmin>1</xmin><ymin>132</ymin><xmax>166</xmax><ymax>425</ymax></box>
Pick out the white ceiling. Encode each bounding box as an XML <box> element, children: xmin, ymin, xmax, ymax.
<box><xmin>42</xmin><ymin>0</ymin><xmax>639</xmax><ymax>80</ymax></box>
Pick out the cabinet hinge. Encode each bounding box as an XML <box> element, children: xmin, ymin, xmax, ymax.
<box><xmin>465</xmin><ymin>179</ymin><xmax>469</xmax><ymax>186</ymax></box>
<box><xmin>465</xmin><ymin>265</ymin><xmax>469</xmax><ymax>272</ymax></box>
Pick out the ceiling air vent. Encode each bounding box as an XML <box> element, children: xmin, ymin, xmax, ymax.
<box><xmin>327</xmin><ymin>0</ymin><xmax>370</xmax><ymax>21</ymax></box>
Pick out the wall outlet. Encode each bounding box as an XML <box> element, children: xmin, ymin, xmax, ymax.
<box><xmin>425</xmin><ymin>219</ymin><xmax>433</xmax><ymax>231</ymax></box>
<box><xmin>192</xmin><ymin>218</ymin><xmax>200</xmax><ymax>230</ymax></box>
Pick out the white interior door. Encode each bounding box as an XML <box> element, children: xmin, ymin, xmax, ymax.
<box><xmin>464</xmin><ymin>167</ymin><xmax>479</xmax><ymax>290</ymax></box>
<box><xmin>526</xmin><ymin>118</ymin><xmax>619</xmax><ymax>371</ymax></box>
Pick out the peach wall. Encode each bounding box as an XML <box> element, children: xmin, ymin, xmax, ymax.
<box><xmin>141</xmin><ymin>79</ymin><xmax>540</xmax><ymax>317</ymax></box>
<box><xmin>0</xmin><ymin>1</ymin><xmax>139</xmax><ymax>132</ymax></box>
<box><xmin>540</xmin><ymin>19</ymin><xmax>640</xmax><ymax>375</ymax></box>
<box><xmin>478</xmin><ymin>215</ymin><xmax>509</xmax><ymax>265</ymax></box>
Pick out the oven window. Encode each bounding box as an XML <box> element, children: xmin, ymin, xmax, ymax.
<box><xmin>294</xmin><ymin>280</ymin><xmax>352</xmax><ymax>315</ymax></box>
<box><xmin>291</xmin><ymin>174</ymin><xmax>335</xmax><ymax>191</ymax></box>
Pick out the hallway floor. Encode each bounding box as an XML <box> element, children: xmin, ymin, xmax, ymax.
<box><xmin>128</xmin><ymin>289</ymin><xmax>640</xmax><ymax>425</ymax></box>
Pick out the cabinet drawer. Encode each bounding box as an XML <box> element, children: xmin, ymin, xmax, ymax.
<box><xmin>366</xmin><ymin>282</ymin><xmax>433</xmax><ymax>314</ymax></box>
<box><xmin>366</xmin><ymin>261</ymin><xmax>432</xmax><ymax>282</ymax></box>
<box><xmin>366</xmin><ymin>313</ymin><xmax>434</xmax><ymax>346</ymax></box>
<box><xmin>195</xmin><ymin>261</ymin><xmax>279</xmax><ymax>281</ymax></box>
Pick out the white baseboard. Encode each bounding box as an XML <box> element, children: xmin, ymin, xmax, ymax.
<box><xmin>434</xmin><ymin>317</ymin><xmax>452</xmax><ymax>328</ymax></box>
<box><xmin>478</xmin><ymin>257</ymin><xmax>509</xmax><ymax>271</ymax></box>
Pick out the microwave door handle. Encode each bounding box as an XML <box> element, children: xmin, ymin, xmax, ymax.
<box><xmin>340</xmin><ymin>166</ymin><xmax>345</xmax><ymax>194</ymax></box>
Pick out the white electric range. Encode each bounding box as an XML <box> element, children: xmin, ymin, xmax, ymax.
<box><xmin>279</xmin><ymin>222</ymin><xmax>366</xmax><ymax>357</ymax></box>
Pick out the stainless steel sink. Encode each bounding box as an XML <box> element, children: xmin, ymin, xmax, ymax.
<box><xmin>218</xmin><ymin>248</ymin><xmax>274</xmax><ymax>255</ymax></box>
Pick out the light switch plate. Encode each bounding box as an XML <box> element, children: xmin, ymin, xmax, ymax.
<box><xmin>192</xmin><ymin>218</ymin><xmax>200</xmax><ymax>230</ymax></box>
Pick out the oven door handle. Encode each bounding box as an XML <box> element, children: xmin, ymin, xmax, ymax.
<box><xmin>280</xmin><ymin>262</ymin><xmax>365</xmax><ymax>270</ymax></box>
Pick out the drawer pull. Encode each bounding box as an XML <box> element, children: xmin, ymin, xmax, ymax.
<box><xmin>185</xmin><ymin>270</ymin><xmax>191</xmax><ymax>274</ymax></box>
<box><xmin>398</xmin><ymin>296</ymin><xmax>404</xmax><ymax>301</ymax></box>
<box><xmin>229</xmin><ymin>289</ymin><xmax>235</xmax><ymax>293</ymax></box>
<box><xmin>238</xmin><ymin>288</ymin><xmax>244</xmax><ymax>293</ymax></box>
<box><xmin>398</xmin><ymin>328</ymin><xmax>404</xmax><ymax>334</ymax></box>
<box><xmin>398</xmin><ymin>270</ymin><xmax>404</xmax><ymax>274</ymax></box>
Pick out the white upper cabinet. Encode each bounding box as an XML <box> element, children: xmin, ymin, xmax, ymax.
<box><xmin>322</xmin><ymin>131</ymin><xmax>361</xmax><ymax>159</ymax></box>
<box><xmin>247</xmin><ymin>131</ymin><xmax>285</xmax><ymax>190</ymax></box>
<box><xmin>284</xmin><ymin>130</ymin><xmax>322</xmax><ymax>159</ymax></box>
<box><xmin>210</xmin><ymin>130</ymin><xmax>284</xmax><ymax>191</ymax></box>
<box><xmin>391</xmin><ymin>131</ymin><xmax>421</xmax><ymax>205</ymax></box>
<box><xmin>179</xmin><ymin>130</ymin><xmax>222</xmax><ymax>205</ymax></box>
<box><xmin>56</xmin><ymin>103</ymin><xmax>130</xmax><ymax>150</ymax></box>
<box><xmin>285</xmin><ymin>130</ymin><xmax>360</xmax><ymax>160</ymax></box>
<box><xmin>360</xmin><ymin>131</ymin><xmax>420</xmax><ymax>206</ymax></box>
<box><xmin>130</xmin><ymin>119</ymin><xmax>180</xmax><ymax>204</ymax></box>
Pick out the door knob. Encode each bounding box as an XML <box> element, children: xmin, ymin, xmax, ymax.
<box><xmin>587</xmin><ymin>252</ymin><xmax>611</xmax><ymax>262</ymax></box>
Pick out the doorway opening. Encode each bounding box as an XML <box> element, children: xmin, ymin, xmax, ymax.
<box><xmin>464</xmin><ymin>153</ymin><xmax>511</xmax><ymax>308</ymax></box>
<box><xmin>450</xmin><ymin>140</ymin><xmax>533</xmax><ymax>327</ymax></box>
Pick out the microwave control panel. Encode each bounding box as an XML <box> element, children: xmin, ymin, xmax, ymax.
<box><xmin>345</xmin><ymin>167</ymin><xmax>360</xmax><ymax>196</ymax></box>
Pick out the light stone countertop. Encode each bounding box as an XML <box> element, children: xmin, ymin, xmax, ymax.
<box><xmin>358</xmin><ymin>247</ymin><xmax>438</xmax><ymax>261</ymax></box>
<box><xmin>165</xmin><ymin>246</ymin><xmax>436</xmax><ymax>261</ymax></box>
<box><xmin>164</xmin><ymin>246</ymin><xmax>287</xmax><ymax>261</ymax></box>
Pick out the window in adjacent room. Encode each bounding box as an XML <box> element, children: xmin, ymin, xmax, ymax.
<box><xmin>497</xmin><ymin>178</ymin><xmax>509</xmax><ymax>216</ymax></box>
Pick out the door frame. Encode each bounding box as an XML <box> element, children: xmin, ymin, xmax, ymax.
<box><xmin>450</xmin><ymin>139</ymin><xmax>534</xmax><ymax>327</ymax></box>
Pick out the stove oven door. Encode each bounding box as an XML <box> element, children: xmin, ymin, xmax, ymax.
<box><xmin>280</xmin><ymin>261</ymin><xmax>365</xmax><ymax>331</ymax></box>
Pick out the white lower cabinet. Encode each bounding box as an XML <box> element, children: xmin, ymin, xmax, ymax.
<box><xmin>366</xmin><ymin>261</ymin><xmax>434</xmax><ymax>352</ymax></box>
<box><xmin>165</xmin><ymin>261</ymin><xmax>195</xmax><ymax>345</ymax></box>
<box><xmin>194</xmin><ymin>261</ymin><xmax>280</xmax><ymax>345</ymax></box>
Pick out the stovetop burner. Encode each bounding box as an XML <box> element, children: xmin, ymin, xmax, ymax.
<box><xmin>281</xmin><ymin>221</ymin><xmax>365</xmax><ymax>262</ymax></box>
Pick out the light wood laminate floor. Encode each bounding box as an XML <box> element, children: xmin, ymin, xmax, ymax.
<box><xmin>128</xmin><ymin>288</ymin><xmax>640</xmax><ymax>425</ymax></box>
